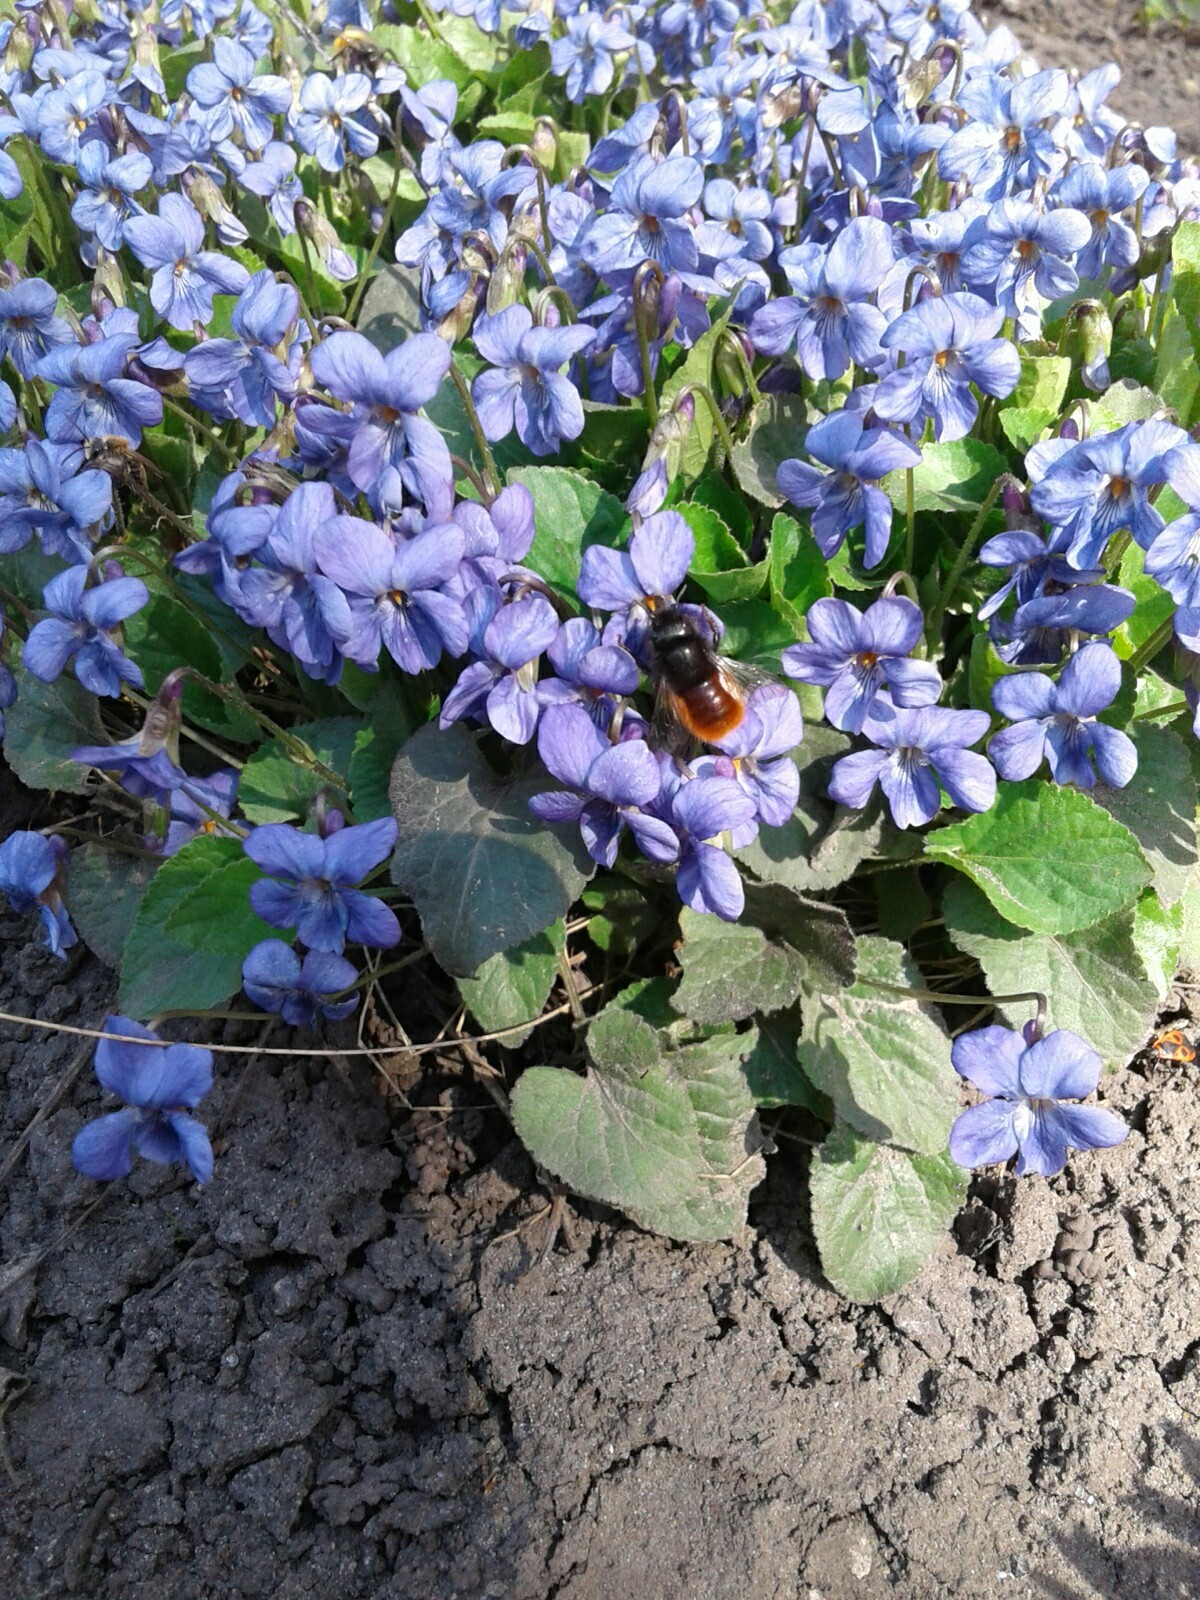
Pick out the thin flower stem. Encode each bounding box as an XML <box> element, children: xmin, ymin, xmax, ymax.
<box><xmin>450</xmin><ymin>359</ymin><xmax>500</xmax><ymax>499</ymax></box>
<box><xmin>677</xmin><ymin>382</ymin><xmax>735</xmax><ymax>466</ymax></box>
<box><xmin>1133</xmin><ymin>699</ymin><xmax>1189</xmax><ymax>721</ymax></box>
<box><xmin>159</xmin><ymin>394</ymin><xmax>243</xmax><ymax>471</ymax></box>
<box><xmin>926</xmin><ymin>476</ymin><xmax>1004</xmax><ymax>652</ymax></box>
<box><xmin>1127</xmin><ymin>614</ymin><xmax>1176</xmax><ymax>675</ymax></box>
<box><xmin>346</xmin><ymin>109</ymin><xmax>405</xmax><ymax>325</ymax></box>
<box><xmin>903</xmin><ymin>467</ymin><xmax>916</xmax><ymax>573</ymax></box>
<box><xmin>859</xmin><ymin>977</ymin><xmax>1047</xmax><ymax>1031</ymax></box>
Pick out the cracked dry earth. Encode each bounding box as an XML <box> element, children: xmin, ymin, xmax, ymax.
<box><xmin>1</xmin><ymin>769</ymin><xmax>1199</xmax><ymax>1600</ymax></box>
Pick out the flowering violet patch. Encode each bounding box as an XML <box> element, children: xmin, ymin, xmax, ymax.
<box><xmin>0</xmin><ymin>0</ymin><xmax>1183</xmax><ymax>1280</ymax></box>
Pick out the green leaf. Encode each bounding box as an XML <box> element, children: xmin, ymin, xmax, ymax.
<box><xmin>943</xmin><ymin>878</ymin><xmax>1162</xmax><ymax>1071</ymax></box>
<box><xmin>1171</xmin><ymin>221</ymin><xmax>1200</xmax><ymax>382</ymax></box>
<box><xmin>738</xmin><ymin>1004</ymin><xmax>831</xmax><ymax>1113</ymax></box>
<box><xmin>660</xmin><ymin>302</ymin><xmax>734</xmax><ymax>478</ymax></box>
<box><xmin>506</xmin><ymin>465</ymin><xmax>629</xmax><ymax>603</ymax></box>
<box><xmin>457</xmin><ymin>919</ymin><xmax>564</xmax><ymax>1048</ymax></box>
<box><xmin>769</xmin><ymin>511</ymin><xmax>831</xmax><ymax>635</ymax></box>
<box><xmin>161</xmin><ymin>40</ymin><xmax>208</xmax><ymax>100</ymax></box>
<box><xmin>162</xmin><ymin>841</ymin><xmax>274</xmax><ymax>956</ymax></box>
<box><xmin>348</xmin><ymin>695</ymin><xmax>416</xmax><ymax>822</ymax></box>
<box><xmin>1153</xmin><ymin>308</ymin><xmax>1200</xmax><ymax>426</ymax></box>
<box><xmin>730</xmin><ymin>392</ymin><xmax>810</xmax><ymax>507</ymax></box>
<box><xmin>355</xmin><ymin>261</ymin><xmax>424</xmax><ymax>352</ymax></box>
<box><xmin>998</xmin><ymin>404</ymin><xmax>1055</xmax><ymax>455</ymax></box>
<box><xmin>570</xmin><ymin>402</ymin><xmax>648</xmax><ymax>494</ymax></box>
<box><xmin>389</xmin><ymin>723</ymin><xmax>593</xmax><ymax>976</ymax></box>
<box><xmin>1093</xmin><ymin>723</ymin><xmax>1196</xmax><ymax>908</ymax></box>
<box><xmin>810</xmin><ymin>1122</ymin><xmax>968</xmax><ymax>1303</ymax></box>
<box><xmin>1132</xmin><ymin>891</ymin><xmax>1183</xmax><ymax>1000</ymax></box>
<box><xmin>2</xmin><ymin>664</ymin><xmax>104</xmax><ymax>793</ymax></box>
<box><xmin>674</xmin><ymin>900</ymin><xmax>825</xmax><ymax>1026</ymax></box>
<box><xmin>1115</xmin><ymin>541</ymin><xmax>1176</xmax><ymax>659</ymax></box>
<box><xmin>122</xmin><ymin>592</ymin><xmax>236</xmax><ymax>738</ymax></box>
<box><xmin>119</xmin><ymin>836</ymin><xmax>260</xmax><ymax>1017</ymax></box>
<box><xmin>924</xmin><ymin>780</ymin><xmax>1151</xmax><ymax>935</ymax></box>
<box><xmin>1094</xmin><ymin>378</ymin><xmax>1166</xmax><ymax>430</ymax></box>
<box><xmin>882</xmin><ymin>437</ymin><xmax>1008</xmax><ymax>514</ymax></box>
<box><xmin>692</xmin><ymin>473</ymin><xmax>755</xmax><ymax>549</ymax></box>
<box><xmin>511</xmin><ymin>1018</ymin><xmax>766</xmax><ymax>1242</ymax></box>
<box><xmin>798</xmin><ymin>936</ymin><xmax>958</xmax><ymax>1155</ymax></box>
<box><xmin>680</xmin><ymin>503</ymin><xmax>768</xmax><ymax>602</ymax></box>
<box><xmin>238</xmin><ymin>717</ymin><xmax>360</xmax><ymax>824</ymax></box>
<box><xmin>1007</xmin><ymin>352</ymin><xmax>1071</xmax><ymax>415</ymax></box>
<box><xmin>372</xmin><ymin>22</ymin><xmax>475</xmax><ymax>88</ymax></box>
<box><xmin>713</xmin><ymin>598</ymin><xmax>799</xmax><ymax>674</ymax></box>
<box><xmin>67</xmin><ymin>844</ymin><xmax>158</xmax><ymax>968</ymax></box>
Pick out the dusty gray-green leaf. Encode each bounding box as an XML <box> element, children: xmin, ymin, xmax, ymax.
<box><xmin>511</xmin><ymin>1026</ymin><xmax>765</xmax><ymax>1242</ymax></box>
<box><xmin>925</xmin><ymin>780</ymin><xmax>1151</xmax><ymax>935</ymax></box>
<box><xmin>740</xmin><ymin>881</ymin><xmax>858</xmax><ymax>994</ymax></box>
<box><xmin>1093</xmin><ymin>723</ymin><xmax>1196</xmax><ymax>908</ymax></box>
<box><xmin>68</xmin><ymin>843</ymin><xmax>158</xmax><ymax>968</ymax></box>
<box><xmin>810</xmin><ymin>1122</ymin><xmax>968</xmax><ymax>1303</ymax></box>
<box><xmin>943</xmin><ymin>878</ymin><xmax>1161</xmax><ymax>1071</ymax></box>
<box><xmin>356</xmin><ymin>262</ymin><xmax>423</xmax><ymax>351</ymax></box>
<box><xmin>674</xmin><ymin>906</ymin><xmax>812</xmax><ymax>1025</ymax></box>
<box><xmin>457</xmin><ymin>920</ymin><xmax>564</xmax><ymax>1049</ymax></box>
<box><xmin>739</xmin><ymin>1004</ymin><xmax>831</xmax><ymax>1113</ymax></box>
<box><xmin>798</xmin><ymin>936</ymin><xmax>957</xmax><ymax>1154</ymax></box>
<box><xmin>3</xmin><ymin>663</ymin><xmax>104</xmax><ymax>793</ymax></box>
<box><xmin>389</xmin><ymin>723</ymin><xmax>593</xmax><ymax>977</ymax></box>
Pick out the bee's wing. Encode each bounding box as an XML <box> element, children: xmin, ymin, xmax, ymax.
<box><xmin>718</xmin><ymin>656</ymin><xmax>778</xmax><ymax>693</ymax></box>
<box><xmin>651</xmin><ymin>680</ymin><xmax>692</xmax><ymax>754</ymax></box>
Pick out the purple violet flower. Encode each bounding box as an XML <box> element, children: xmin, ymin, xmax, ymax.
<box><xmin>1143</xmin><ymin>441</ymin><xmax>1200</xmax><ymax>606</ymax></box>
<box><xmin>0</xmin><ymin>277</ymin><xmax>73</xmax><ymax>378</ymax></box>
<box><xmin>748</xmin><ymin>216</ymin><xmax>895</xmax><ymax>380</ymax></box>
<box><xmin>671</xmin><ymin>775</ymin><xmax>756</xmax><ymax>920</ymax></box>
<box><xmin>873</xmin><ymin>291</ymin><xmax>1020</xmax><ymax>443</ymax></box>
<box><xmin>782</xmin><ymin>596</ymin><xmax>942</xmax><ymax>733</ymax></box>
<box><xmin>581</xmin><ymin>152</ymin><xmax>705</xmax><ymax>276</ymax></box>
<box><xmin>948</xmin><ymin>1023</ymin><xmax>1127</xmax><ymax>1177</ymax></box>
<box><xmin>70</xmin><ymin>1018</ymin><xmax>214</xmax><ymax>1184</ymax></box>
<box><xmin>991</xmin><ymin>584</ymin><xmax>1136</xmax><ymax>667</ymax></box>
<box><xmin>439</xmin><ymin>593</ymin><xmax>560</xmax><ymax>744</ymax></box>
<box><xmin>308</xmin><ymin>330</ymin><xmax>453</xmax><ymax>517</ymax></box>
<box><xmin>829</xmin><ymin>703</ymin><xmax>995</xmax><ymax>829</ymax></box>
<box><xmin>529</xmin><ymin>702</ymin><xmax>678</xmax><ymax>866</ymax></box>
<box><xmin>313</xmin><ymin>515</ymin><xmax>467</xmax><ymax>674</ymax></box>
<box><xmin>778</xmin><ymin>408</ymin><xmax>921</xmax><ymax>569</ymax></box>
<box><xmin>962</xmin><ymin>200</ymin><xmax>1090</xmax><ymax>339</ymax></box>
<box><xmin>578</xmin><ymin>510</ymin><xmax>694</xmax><ymax>634</ymax></box>
<box><xmin>0</xmin><ymin>830</ymin><xmax>76</xmax><ymax>958</ymax></box>
<box><xmin>245</xmin><ymin>818</ymin><xmax>401</xmax><ymax>953</ymax></box>
<box><xmin>989</xmin><ymin>641</ymin><xmax>1136</xmax><ymax>788</ymax></box>
<box><xmin>702</xmin><ymin>682</ymin><xmax>805</xmax><ymax>831</ymax></box>
<box><xmin>186</xmin><ymin>37</ymin><xmax>291</xmax><ymax>150</ymax></box>
<box><xmin>0</xmin><ymin>440</ymin><xmax>112</xmax><ymax>561</ymax></box>
<box><xmin>471</xmin><ymin>306</ymin><xmax>595</xmax><ymax>457</ymax></box>
<box><xmin>294</xmin><ymin>72</ymin><xmax>379</xmax><ymax>171</ymax></box>
<box><xmin>1030</xmin><ymin>419</ymin><xmax>1186</xmax><ymax>569</ymax></box>
<box><xmin>40</xmin><ymin>333</ymin><xmax>164</xmax><ymax>448</ymax></box>
<box><xmin>241</xmin><ymin>939</ymin><xmax>359</xmax><ymax>1026</ymax></box>
<box><xmin>123</xmin><ymin>193</ymin><xmax>251</xmax><ymax>330</ymax></box>
<box><xmin>24</xmin><ymin>564</ymin><xmax>148</xmax><ymax>698</ymax></box>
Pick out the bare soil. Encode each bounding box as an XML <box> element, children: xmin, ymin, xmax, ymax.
<box><xmin>986</xmin><ymin>0</ymin><xmax>1200</xmax><ymax>153</ymax></box>
<box><xmin>2</xmin><ymin>760</ymin><xmax>1200</xmax><ymax>1600</ymax></box>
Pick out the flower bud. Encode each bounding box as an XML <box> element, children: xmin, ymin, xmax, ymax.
<box><xmin>531</xmin><ymin>117</ymin><xmax>558</xmax><ymax>172</ymax></box>
<box><xmin>1061</xmin><ymin>300</ymin><xmax>1113</xmax><ymax>393</ymax></box>
<box><xmin>486</xmin><ymin>240</ymin><xmax>528</xmax><ymax>314</ymax></box>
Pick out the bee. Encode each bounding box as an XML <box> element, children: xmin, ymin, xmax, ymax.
<box><xmin>1152</xmin><ymin>1028</ymin><xmax>1195</xmax><ymax>1064</ymax></box>
<box><xmin>648</xmin><ymin>604</ymin><xmax>763</xmax><ymax>747</ymax></box>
